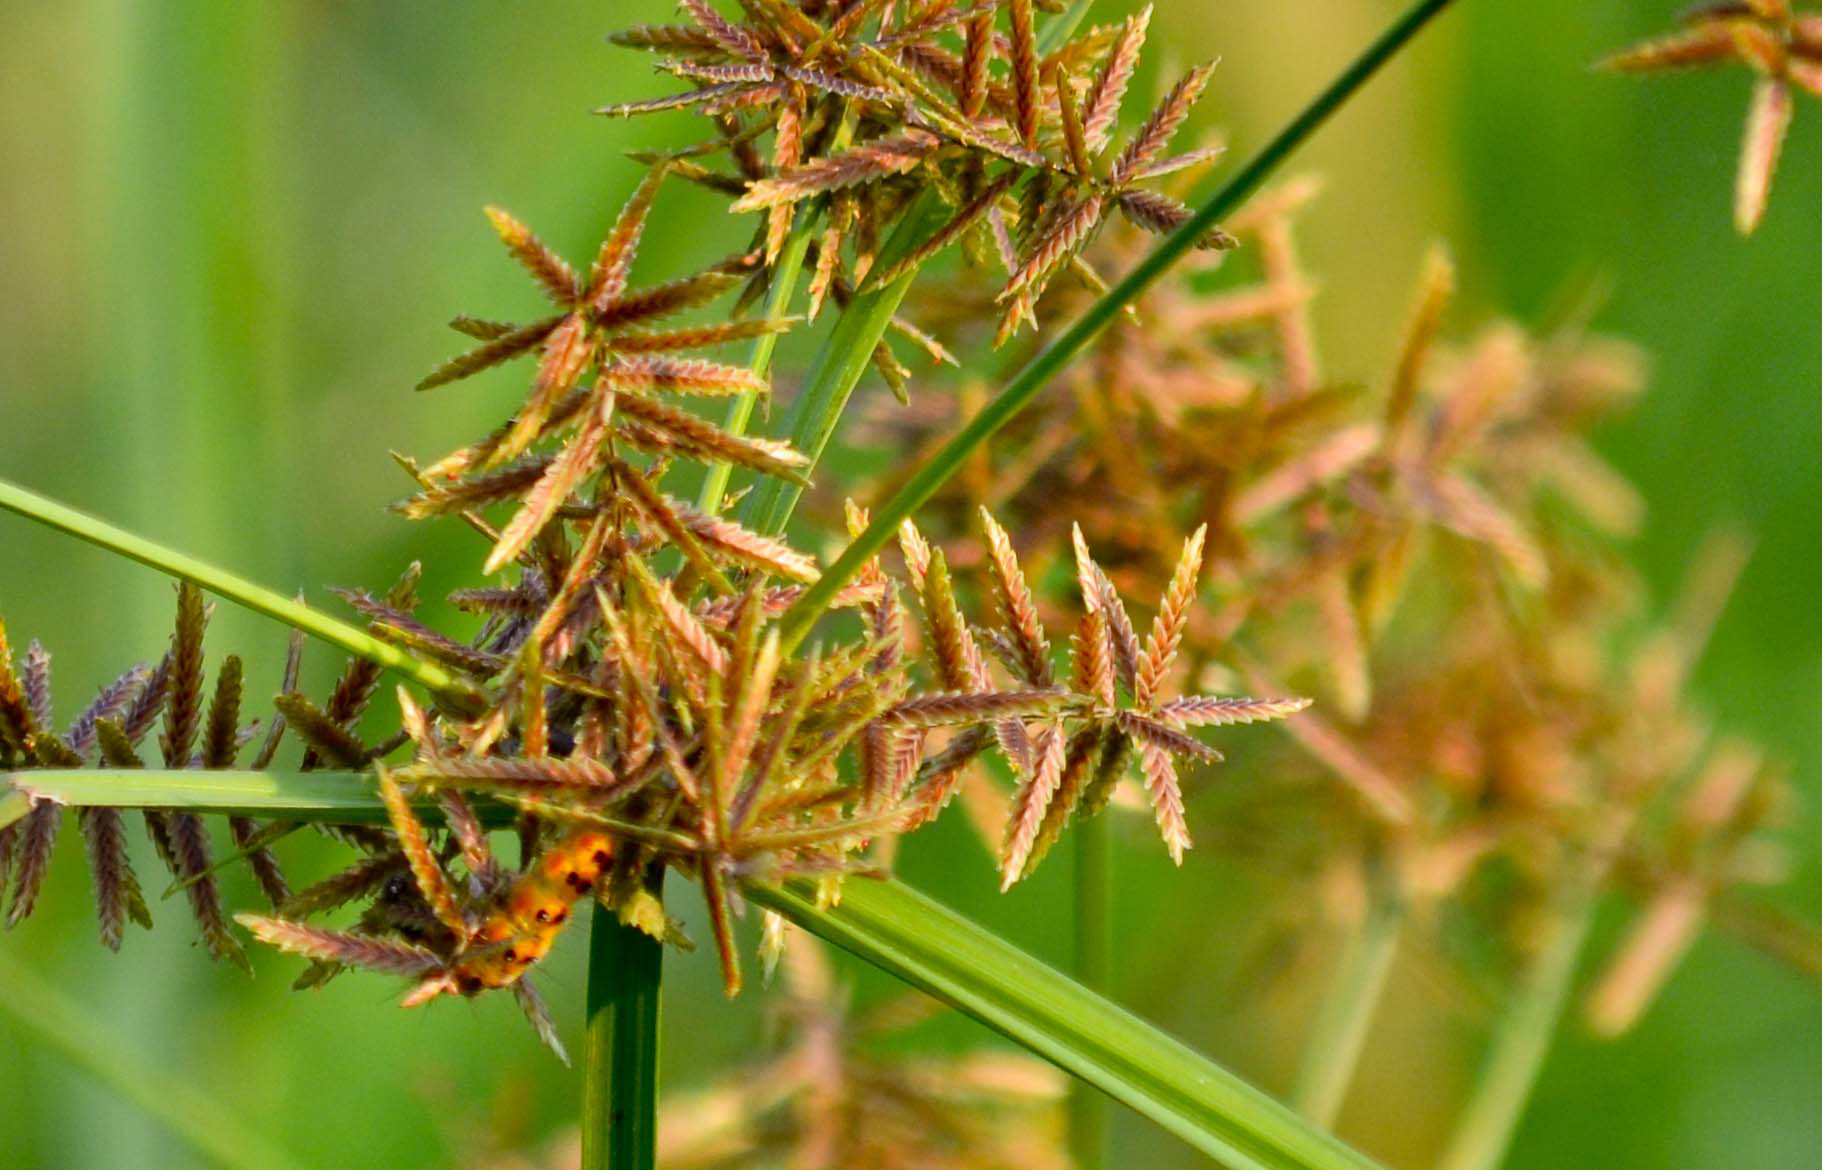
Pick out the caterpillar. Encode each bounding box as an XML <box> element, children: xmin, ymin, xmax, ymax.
<box><xmin>238</xmin><ymin>775</ymin><xmax>619</xmax><ymax>1057</ymax></box>
<box><xmin>403</xmin><ymin>823</ymin><xmax>616</xmax><ymax>1004</ymax></box>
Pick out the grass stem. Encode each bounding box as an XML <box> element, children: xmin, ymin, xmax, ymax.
<box><xmin>581</xmin><ymin>883</ymin><xmax>665</xmax><ymax>1170</ymax></box>
<box><xmin>1291</xmin><ymin>880</ymin><xmax>1404</xmax><ymax>1127</ymax></box>
<box><xmin>0</xmin><ymin>478</ymin><xmax>474</xmax><ymax>701</ymax></box>
<box><xmin>777</xmin><ymin>0</ymin><xmax>1461</xmax><ymax>652</ymax></box>
<box><xmin>1434</xmin><ymin>881</ymin><xmax>1598</xmax><ymax>1170</ymax></box>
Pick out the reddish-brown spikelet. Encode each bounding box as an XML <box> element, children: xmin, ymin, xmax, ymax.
<box><xmin>1737</xmin><ymin>79</ymin><xmax>1793</xmax><ymax>233</ymax></box>
<box><xmin>160</xmin><ymin>583</ymin><xmax>207</xmax><ymax>767</ymax></box>
<box><xmin>1009</xmin><ymin>0</ymin><xmax>1041</xmax><ymax>148</ymax></box>
<box><xmin>1136</xmin><ymin>739</ymin><xmax>1191</xmax><ymax>863</ymax></box>
<box><xmin>238</xmin><ymin>914</ymin><xmax>444</xmax><ymax>978</ymax></box>
<box><xmin>1136</xmin><ymin>524</ymin><xmax>1206</xmax><ymax>707</ymax></box>
<box><xmin>1001</xmin><ymin>720</ymin><xmax>1068</xmax><ymax>886</ymax></box>
<box><xmin>588</xmin><ymin>167</ymin><xmax>668</xmax><ymax>309</ymax></box>
<box><xmin>1083</xmin><ymin>5</ymin><xmax>1151</xmax><ymax>152</ymax></box>
<box><xmin>485</xmin><ymin>206</ymin><xmax>579</xmax><ymax>304</ymax></box>
<box><xmin>980</xmin><ymin>508</ymin><xmax>1053</xmax><ymax>686</ymax></box>
<box><xmin>961</xmin><ymin>8</ymin><xmax>994</xmax><ymax>118</ymax></box>
<box><xmin>1111</xmin><ymin>61</ymin><xmax>1216</xmax><ymax>184</ymax></box>
<box><xmin>730</xmin><ymin>130</ymin><xmax>942</xmax><ymax>211</ymax></box>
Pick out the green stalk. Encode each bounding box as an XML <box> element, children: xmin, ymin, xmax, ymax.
<box><xmin>696</xmin><ymin>206</ymin><xmax>820</xmax><ymax>518</ymax></box>
<box><xmin>1291</xmin><ymin>883</ymin><xmax>1405</xmax><ymax>1127</ymax></box>
<box><xmin>0</xmin><ymin>478</ymin><xmax>474</xmax><ymax>701</ymax></box>
<box><xmin>0</xmin><ymin>948</ymin><xmax>314</xmax><ymax>1170</ymax></box>
<box><xmin>777</xmin><ymin>0</ymin><xmax>1461</xmax><ymax>652</ymax></box>
<box><xmin>739</xmin><ymin>194</ymin><xmax>947</xmax><ymax>538</ymax></box>
<box><xmin>582</xmin><ymin>892</ymin><xmax>665</xmax><ymax>1170</ymax></box>
<box><xmin>1434</xmin><ymin>882</ymin><xmax>1598</xmax><ymax>1170</ymax></box>
<box><xmin>1071</xmin><ymin>811</ymin><xmax>1114</xmax><ymax>1170</ymax></box>
<box><xmin>7</xmin><ymin>766</ymin><xmax>1386</xmax><ymax>1170</ymax></box>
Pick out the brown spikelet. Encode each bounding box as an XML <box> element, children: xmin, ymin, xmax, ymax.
<box><xmin>22</xmin><ymin>641</ymin><xmax>50</xmax><ymax>730</ymax></box>
<box><xmin>920</xmin><ymin>550</ymin><xmax>987</xmax><ymax>692</ymax></box>
<box><xmin>884</xmin><ymin>688</ymin><xmax>1071</xmax><ymax>728</ymax></box>
<box><xmin>609</xmin><ymin>318</ymin><xmax>793</xmax><ymax>354</ymax></box>
<box><xmin>6</xmin><ymin>800</ymin><xmax>60</xmax><ymax>928</ymax></box>
<box><xmin>397</xmin><ymin>455</ymin><xmax>557</xmax><ymax>520</ymax></box>
<box><xmin>1111</xmin><ymin>61</ymin><xmax>1215</xmax><ymax>184</ymax></box>
<box><xmin>1155</xmin><ymin>695</ymin><xmax>1311</xmax><ymax>726</ymax></box>
<box><xmin>494</xmin><ymin>312</ymin><xmax>595</xmax><ymax>466</ymax></box>
<box><xmin>0</xmin><ymin>620</ymin><xmax>37</xmax><ymax>754</ymax></box>
<box><xmin>203</xmin><ymin>655</ymin><xmax>244</xmax><ymax>768</ymax></box>
<box><xmin>79</xmin><ymin>804</ymin><xmax>145</xmax><ymax>949</ymax></box>
<box><xmin>679</xmin><ymin>0</ymin><xmax>763</xmax><ymax>57</ymax></box>
<box><xmin>486</xmin><ymin>394</ymin><xmax>612</xmax><ymax>575</ymax></box>
<box><xmin>1001</xmin><ymin>194</ymin><xmax>1105</xmax><ymax>301</ymax></box>
<box><xmin>1072</xmin><ymin>525</ymin><xmax>1140</xmax><ymax>690</ymax></box>
<box><xmin>280</xmin><ymin>853</ymin><xmax>408</xmax><ymax>919</ymax></box>
<box><xmin>238</xmin><ymin>914</ymin><xmax>444</xmax><ymax>978</ymax></box>
<box><xmin>1083</xmin><ymin>5</ymin><xmax>1150</xmax><ymax>152</ymax></box>
<box><xmin>273</xmin><ymin>693</ymin><xmax>368</xmax><ymax>768</ymax></box>
<box><xmin>588</xmin><ymin>167</ymin><xmax>669</xmax><ymax>308</ymax></box>
<box><xmin>1736</xmin><ymin>79</ymin><xmax>1792</xmax><ymax>234</ymax></box>
<box><xmin>117</xmin><ymin>652</ymin><xmax>170</xmax><ymax>743</ymax></box>
<box><xmin>595</xmin><ymin>269</ymin><xmax>745</xmax><ymax>329</ymax></box>
<box><xmin>485</xmin><ymin>207</ymin><xmax>579</xmax><ymax>304</ymax></box>
<box><xmin>979</xmin><ymin>509</ymin><xmax>1053</xmax><ymax>686</ymax></box>
<box><xmin>1386</xmin><ymin>246</ymin><xmax>1456</xmax><ymax>441</ymax></box>
<box><xmin>63</xmin><ymin>663</ymin><xmax>150</xmax><ymax>757</ymax></box>
<box><xmin>608</xmin><ymin>23</ymin><xmax>724</xmax><ymax>53</ymax></box>
<box><xmin>1008</xmin><ymin>0</ymin><xmax>1041</xmax><ymax>148</ymax></box>
<box><xmin>160</xmin><ymin>583</ymin><xmax>208</xmax><ymax>767</ymax></box>
<box><xmin>1118</xmin><ymin>709</ymin><xmax>1222</xmax><ymax>764</ymax></box>
<box><xmin>1115</xmin><ymin>189</ymin><xmax>1231</xmax><ymax>249</ymax></box>
<box><xmin>379</xmin><ymin>769</ymin><xmax>468</xmax><ymax>938</ymax></box>
<box><xmin>416</xmin><ymin>316</ymin><xmax>565</xmax><ymax>393</ymax></box>
<box><xmin>602</xmin><ymin>356</ymin><xmax>766</xmax><ymax>395</ymax></box>
<box><xmin>614</xmin><ymin>391</ymin><xmax>810</xmax><ymax>481</ymax></box>
<box><xmin>729</xmin><ymin>130</ymin><xmax>941</xmax><ymax>212</ymax></box>
<box><xmin>1055</xmin><ymin>67</ymin><xmax>1095</xmax><ymax>178</ymax></box>
<box><xmin>1136</xmin><ymin>525</ymin><xmax>1206</xmax><ymax>707</ymax></box>
<box><xmin>1001</xmin><ymin>720</ymin><xmax>1068</xmax><ymax>887</ymax></box>
<box><xmin>1019</xmin><ymin>726</ymin><xmax>1107</xmax><ymax>879</ymax></box>
<box><xmin>961</xmin><ymin>8</ymin><xmax>994</xmax><ymax>118</ymax></box>
<box><xmin>169</xmin><ymin>812</ymin><xmax>249</xmax><ymax>969</ymax></box>
<box><xmin>1136</xmin><ymin>739</ymin><xmax>1190</xmax><ymax>863</ymax></box>
<box><xmin>678</xmin><ymin>503</ymin><xmax>820</xmax><ymax>584</ymax></box>
<box><xmin>1599</xmin><ymin>25</ymin><xmax>1737</xmax><ymax>73</ymax></box>
<box><xmin>230</xmin><ymin>816</ymin><xmax>290</xmax><ymax>910</ymax></box>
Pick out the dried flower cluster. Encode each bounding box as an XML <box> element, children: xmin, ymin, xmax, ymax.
<box><xmin>864</xmin><ymin>178</ymin><xmax>1798</xmax><ymax>1030</ymax></box>
<box><xmin>1604</xmin><ymin>1</ymin><xmax>1822</xmax><ymax>232</ymax></box>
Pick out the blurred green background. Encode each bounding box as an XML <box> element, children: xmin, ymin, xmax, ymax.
<box><xmin>1</xmin><ymin>2</ymin><xmax>1817</xmax><ymax>1168</ymax></box>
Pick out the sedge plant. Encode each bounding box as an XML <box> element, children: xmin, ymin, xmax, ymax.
<box><xmin>2</xmin><ymin>3</ymin><xmax>1816</xmax><ymax>1170</ymax></box>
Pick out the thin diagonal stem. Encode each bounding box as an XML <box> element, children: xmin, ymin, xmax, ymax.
<box><xmin>1435</xmin><ymin>878</ymin><xmax>1598</xmax><ymax>1170</ymax></box>
<box><xmin>695</xmin><ymin>218</ymin><xmax>816</xmax><ymax>517</ymax></box>
<box><xmin>778</xmin><ymin>0</ymin><xmax>1461</xmax><ymax>653</ymax></box>
<box><xmin>0</xmin><ymin>478</ymin><xmax>475</xmax><ymax>701</ymax></box>
<box><xmin>1292</xmin><ymin>876</ymin><xmax>1405</xmax><ymax>1127</ymax></box>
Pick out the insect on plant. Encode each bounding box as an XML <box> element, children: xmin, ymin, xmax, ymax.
<box><xmin>0</xmin><ymin>2</ymin><xmax>1817</xmax><ymax>1170</ymax></box>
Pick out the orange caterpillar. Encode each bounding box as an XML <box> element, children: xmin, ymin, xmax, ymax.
<box><xmin>405</xmin><ymin>824</ymin><xmax>616</xmax><ymax>1004</ymax></box>
<box><xmin>239</xmin><ymin>775</ymin><xmax>618</xmax><ymax>1055</ymax></box>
